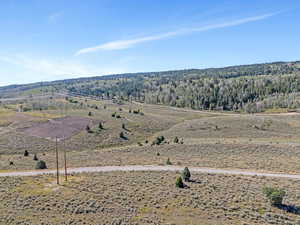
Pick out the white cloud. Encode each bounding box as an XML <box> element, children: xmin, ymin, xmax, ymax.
<box><xmin>0</xmin><ymin>54</ymin><xmax>126</xmax><ymax>81</ymax></box>
<box><xmin>75</xmin><ymin>12</ymin><xmax>278</xmax><ymax>55</ymax></box>
<box><xmin>0</xmin><ymin>81</ymin><xmax>9</xmax><ymax>87</ymax></box>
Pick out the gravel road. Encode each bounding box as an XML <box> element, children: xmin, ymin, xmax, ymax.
<box><xmin>1</xmin><ymin>165</ymin><xmax>300</xmax><ymax>179</ymax></box>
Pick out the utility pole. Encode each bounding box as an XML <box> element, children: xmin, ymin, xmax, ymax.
<box><xmin>63</xmin><ymin>137</ymin><xmax>68</xmax><ymax>182</ymax></box>
<box><xmin>55</xmin><ymin>137</ymin><xmax>59</xmax><ymax>185</ymax></box>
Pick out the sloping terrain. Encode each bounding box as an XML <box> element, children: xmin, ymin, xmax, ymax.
<box><xmin>22</xmin><ymin>116</ymin><xmax>93</xmax><ymax>140</ymax></box>
<box><xmin>1</xmin><ymin>91</ymin><xmax>300</xmax><ymax>225</ymax></box>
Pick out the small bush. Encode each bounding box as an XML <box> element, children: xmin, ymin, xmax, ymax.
<box><xmin>35</xmin><ymin>160</ymin><xmax>47</xmax><ymax>169</ymax></box>
<box><xmin>263</xmin><ymin>187</ymin><xmax>286</xmax><ymax>206</ymax></box>
<box><xmin>116</xmin><ymin>114</ymin><xmax>121</xmax><ymax>118</ymax></box>
<box><xmin>137</xmin><ymin>142</ymin><xmax>143</xmax><ymax>146</ymax></box>
<box><xmin>174</xmin><ymin>136</ymin><xmax>179</xmax><ymax>143</ymax></box>
<box><xmin>24</xmin><ymin>150</ymin><xmax>29</xmax><ymax>157</ymax></box>
<box><xmin>33</xmin><ymin>154</ymin><xmax>38</xmax><ymax>161</ymax></box>
<box><xmin>9</xmin><ymin>161</ymin><xmax>14</xmax><ymax>165</ymax></box>
<box><xmin>119</xmin><ymin>132</ymin><xmax>126</xmax><ymax>139</ymax></box>
<box><xmin>166</xmin><ymin>158</ymin><xmax>172</xmax><ymax>165</ymax></box>
<box><xmin>182</xmin><ymin>167</ymin><xmax>191</xmax><ymax>181</ymax></box>
<box><xmin>152</xmin><ymin>136</ymin><xmax>165</xmax><ymax>145</ymax></box>
<box><xmin>112</xmin><ymin>112</ymin><xmax>116</xmax><ymax>117</ymax></box>
<box><xmin>122</xmin><ymin>123</ymin><xmax>126</xmax><ymax>129</ymax></box>
<box><xmin>86</xmin><ymin>125</ymin><xmax>93</xmax><ymax>133</ymax></box>
<box><xmin>176</xmin><ymin>177</ymin><xmax>184</xmax><ymax>188</ymax></box>
<box><xmin>88</xmin><ymin>111</ymin><xmax>92</xmax><ymax>116</ymax></box>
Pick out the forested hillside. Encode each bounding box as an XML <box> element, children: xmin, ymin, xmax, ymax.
<box><xmin>1</xmin><ymin>61</ymin><xmax>300</xmax><ymax>112</ymax></box>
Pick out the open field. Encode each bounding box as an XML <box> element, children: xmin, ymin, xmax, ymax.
<box><xmin>2</xmin><ymin>142</ymin><xmax>300</xmax><ymax>174</ymax></box>
<box><xmin>2</xmin><ymin>95</ymin><xmax>300</xmax><ymax>224</ymax></box>
<box><xmin>1</xmin><ymin>96</ymin><xmax>300</xmax><ymax>174</ymax></box>
<box><xmin>0</xmin><ymin>96</ymin><xmax>215</xmax><ymax>155</ymax></box>
<box><xmin>1</xmin><ymin>171</ymin><xmax>300</xmax><ymax>225</ymax></box>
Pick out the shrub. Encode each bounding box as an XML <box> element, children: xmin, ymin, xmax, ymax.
<box><xmin>159</xmin><ymin>136</ymin><xmax>165</xmax><ymax>142</ymax></box>
<box><xmin>24</xmin><ymin>150</ymin><xmax>29</xmax><ymax>157</ymax></box>
<box><xmin>88</xmin><ymin>111</ymin><xmax>92</xmax><ymax>116</ymax></box>
<box><xmin>122</xmin><ymin>123</ymin><xmax>126</xmax><ymax>129</ymax></box>
<box><xmin>35</xmin><ymin>160</ymin><xmax>47</xmax><ymax>169</ymax></box>
<box><xmin>86</xmin><ymin>125</ymin><xmax>93</xmax><ymax>133</ymax></box>
<box><xmin>166</xmin><ymin>158</ymin><xmax>172</xmax><ymax>165</ymax></box>
<box><xmin>176</xmin><ymin>177</ymin><xmax>184</xmax><ymax>188</ymax></box>
<box><xmin>9</xmin><ymin>161</ymin><xmax>14</xmax><ymax>165</ymax></box>
<box><xmin>182</xmin><ymin>167</ymin><xmax>191</xmax><ymax>181</ymax></box>
<box><xmin>152</xmin><ymin>136</ymin><xmax>165</xmax><ymax>145</ymax></box>
<box><xmin>33</xmin><ymin>154</ymin><xmax>38</xmax><ymax>161</ymax></box>
<box><xmin>98</xmin><ymin>122</ymin><xmax>104</xmax><ymax>130</ymax></box>
<box><xmin>119</xmin><ymin>132</ymin><xmax>126</xmax><ymax>139</ymax></box>
<box><xmin>116</xmin><ymin>114</ymin><xmax>121</xmax><ymax>118</ymax></box>
<box><xmin>174</xmin><ymin>136</ymin><xmax>179</xmax><ymax>143</ymax></box>
<box><xmin>137</xmin><ymin>142</ymin><xmax>143</xmax><ymax>146</ymax></box>
<box><xmin>112</xmin><ymin>112</ymin><xmax>116</xmax><ymax>117</ymax></box>
<box><xmin>263</xmin><ymin>187</ymin><xmax>286</xmax><ymax>206</ymax></box>
<box><xmin>157</xmin><ymin>152</ymin><xmax>160</xmax><ymax>156</ymax></box>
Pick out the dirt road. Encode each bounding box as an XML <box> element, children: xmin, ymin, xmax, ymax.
<box><xmin>1</xmin><ymin>165</ymin><xmax>300</xmax><ymax>179</ymax></box>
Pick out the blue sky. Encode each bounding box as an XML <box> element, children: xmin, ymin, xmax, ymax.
<box><xmin>0</xmin><ymin>0</ymin><xmax>300</xmax><ymax>86</ymax></box>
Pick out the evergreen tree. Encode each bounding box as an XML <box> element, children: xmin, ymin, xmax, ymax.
<box><xmin>182</xmin><ymin>167</ymin><xmax>191</xmax><ymax>181</ymax></box>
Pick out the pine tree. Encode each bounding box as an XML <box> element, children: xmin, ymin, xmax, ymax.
<box><xmin>24</xmin><ymin>150</ymin><xmax>29</xmax><ymax>157</ymax></box>
<box><xmin>176</xmin><ymin>176</ymin><xmax>184</xmax><ymax>188</ymax></box>
<box><xmin>182</xmin><ymin>167</ymin><xmax>191</xmax><ymax>181</ymax></box>
<box><xmin>174</xmin><ymin>136</ymin><xmax>179</xmax><ymax>143</ymax></box>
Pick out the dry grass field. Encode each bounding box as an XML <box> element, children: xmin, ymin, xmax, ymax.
<box><xmin>1</xmin><ymin>97</ymin><xmax>300</xmax><ymax>174</ymax></box>
<box><xmin>1</xmin><ymin>95</ymin><xmax>300</xmax><ymax>224</ymax></box>
<box><xmin>1</xmin><ymin>171</ymin><xmax>300</xmax><ymax>225</ymax></box>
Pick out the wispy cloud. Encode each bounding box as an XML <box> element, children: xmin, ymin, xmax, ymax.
<box><xmin>75</xmin><ymin>12</ymin><xmax>278</xmax><ymax>55</ymax></box>
<box><xmin>0</xmin><ymin>54</ymin><xmax>126</xmax><ymax>79</ymax></box>
<box><xmin>48</xmin><ymin>11</ymin><xmax>63</xmax><ymax>24</ymax></box>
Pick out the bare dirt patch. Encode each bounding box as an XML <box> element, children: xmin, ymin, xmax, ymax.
<box><xmin>22</xmin><ymin>116</ymin><xmax>94</xmax><ymax>140</ymax></box>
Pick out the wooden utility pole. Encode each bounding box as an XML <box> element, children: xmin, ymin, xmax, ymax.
<box><xmin>63</xmin><ymin>137</ymin><xmax>68</xmax><ymax>182</ymax></box>
<box><xmin>55</xmin><ymin>137</ymin><xmax>59</xmax><ymax>185</ymax></box>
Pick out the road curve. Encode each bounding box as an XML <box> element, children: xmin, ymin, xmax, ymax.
<box><xmin>1</xmin><ymin>165</ymin><xmax>300</xmax><ymax>179</ymax></box>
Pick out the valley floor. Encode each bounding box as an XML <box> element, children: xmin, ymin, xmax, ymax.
<box><xmin>1</xmin><ymin>96</ymin><xmax>300</xmax><ymax>224</ymax></box>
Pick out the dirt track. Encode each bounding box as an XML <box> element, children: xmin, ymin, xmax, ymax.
<box><xmin>1</xmin><ymin>165</ymin><xmax>300</xmax><ymax>179</ymax></box>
